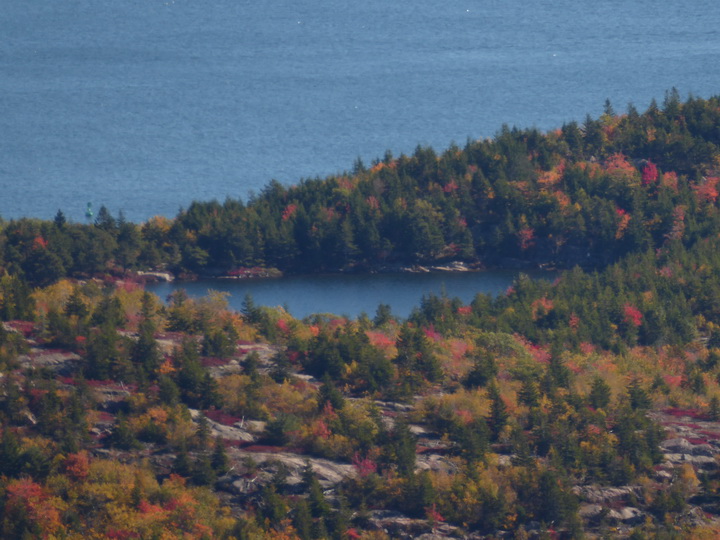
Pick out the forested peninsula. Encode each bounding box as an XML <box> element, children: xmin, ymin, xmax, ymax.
<box><xmin>3</xmin><ymin>92</ymin><xmax>720</xmax><ymax>538</ymax></box>
<box><xmin>4</xmin><ymin>90</ymin><xmax>720</xmax><ymax>285</ymax></box>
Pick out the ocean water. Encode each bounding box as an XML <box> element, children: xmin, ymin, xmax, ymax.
<box><xmin>2</xmin><ymin>0</ymin><xmax>719</xmax><ymax>223</ymax></box>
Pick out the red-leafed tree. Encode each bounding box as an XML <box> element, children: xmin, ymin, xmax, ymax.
<box><xmin>623</xmin><ymin>303</ymin><xmax>643</xmax><ymax>327</ymax></box>
<box><xmin>641</xmin><ymin>161</ymin><xmax>658</xmax><ymax>185</ymax></box>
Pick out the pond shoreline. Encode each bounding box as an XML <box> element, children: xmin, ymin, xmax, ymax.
<box><xmin>144</xmin><ymin>267</ymin><xmax>556</xmax><ymax>319</ymax></box>
<box><xmin>141</xmin><ymin>259</ymin><xmax>559</xmax><ymax>284</ymax></box>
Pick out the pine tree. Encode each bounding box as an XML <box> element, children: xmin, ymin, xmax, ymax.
<box><xmin>373</xmin><ymin>304</ymin><xmax>393</xmax><ymax>327</ymax></box>
<box><xmin>0</xmin><ymin>427</ymin><xmax>22</xmax><ymax>477</ymax></box>
<box><xmin>242</xmin><ymin>351</ymin><xmax>261</xmax><ymax>381</ymax></box>
<box><xmin>108</xmin><ymin>414</ymin><xmax>140</xmax><ymax>450</ymax></box>
<box><xmin>463</xmin><ymin>351</ymin><xmax>497</xmax><ymax>389</ymax></box>
<box><xmin>196</xmin><ymin>413</ymin><xmax>210</xmax><ymax>447</ymax></box>
<box><xmin>488</xmin><ymin>382</ymin><xmax>509</xmax><ymax>441</ymax></box>
<box><xmin>318</xmin><ymin>374</ymin><xmax>345</xmax><ymax>411</ymax></box>
<box><xmin>589</xmin><ymin>376</ymin><xmax>612</xmax><ymax>410</ymax></box>
<box><xmin>627</xmin><ymin>378</ymin><xmax>651</xmax><ymax>410</ymax></box>
<box><xmin>385</xmin><ymin>417</ymin><xmax>416</xmax><ymax>477</ymax></box>
<box><xmin>191</xmin><ymin>452</ymin><xmax>217</xmax><ymax>486</ymax></box>
<box><xmin>259</xmin><ymin>485</ymin><xmax>288</xmax><ymax>528</ymax></box>
<box><xmin>211</xmin><ymin>436</ymin><xmax>229</xmax><ymax>475</ymax></box>
<box><xmin>518</xmin><ymin>378</ymin><xmax>540</xmax><ymax>408</ymax></box>
<box><xmin>293</xmin><ymin>499</ymin><xmax>312</xmax><ymax>540</ymax></box>
<box><xmin>173</xmin><ymin>443</ymin><xmax>192</xmax><ymax>477</ymax></box>
<box><xmin>303</xmin><ymin>463</ymin><xmax>330</xmax><ymax>519</ymax></box>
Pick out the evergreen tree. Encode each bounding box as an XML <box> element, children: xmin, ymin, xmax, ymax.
<box><xmin>0</xmin><ymin>427</ymin><xmax>22</xmax><ymax>477</ymax></box>
<box><xmin>173</xmin><ymin>443</ymin><xmax>192</xmax><ymax>477</ymax></box>
<box><xmin>627</xmin><ymin>378</ymin><xmax>651</xmax><ymax>410</ymax></box>
<box><xmin>383</xmin><ymin>417</ymin><xmax>416</xmax><ymax>477</ymax></box>
<box><xmin>211</xmin><ymin>436</ymin><xmax>229</xmax><ymax>476</ymax></box>
<box><xmin>293</xmin><ymin>498</ymin><xmax>313</xmax><ymax>540</ymax></box>
<box><xmin>242</xmin><ymin>351</ymin><xmax>261</xmax><ymax>381</ymax></box>
<box><xmin>317</xmin><ymin>374</ymin><xmax>345</xmax><ymax>411</ymax></box>
<box><xmin>191</xmin><ymin>451</ymin><xmax>217</xmax><ymax>486</ymax></box>
<box><xmin>196</xmin><ymin>413</ymin><xmax>211</xmax><ymax>447</ymax></box>
<box><xmin>329</xmin><ymin>494</ymin><xmax>351</xmax><ymax>540</ymax></box>
<box><xmin>463</xmin><ymin>351</ymin><xmax>497</xmax><ymax>389</ymax></box>
<box><xmin>108</xmin><ymin>414</ymin><xmax>140</xmax><ymax>450</ymax></box>
<box><xmin>259</xmin><ymin>485</ymin><xmax>288</xmax><ymax>528</ymax></box>
<box><xmin>373</xmin><ymin>304</ymin><xmax>393</xmax><ymax>327</ymax></box>
<box><xmin>589</xmin><ymin>376</ymin><xmax>612</xmax><ymax>410</ymax></box>
<box><xmin>303</xmin><ymin>463</ymin><xmax>331</xmax><ymax>519</ymax></box>
<box><xmin>518</xmin><ymin>378</ymin><xmax>540</xmax><ymax>408</ymax></box>
<box><xmin>488</xmin><ymin>382</ymin><xmax>509</xmax><ymax>441</ymax></box>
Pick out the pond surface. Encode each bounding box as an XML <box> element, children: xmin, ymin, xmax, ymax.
<box><xmin>145</xmin><ymin>269</ymin><xmax>554</xmax><ymax>319</ymax></box>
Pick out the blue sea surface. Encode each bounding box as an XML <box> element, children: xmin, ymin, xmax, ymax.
<box><xmin>2</xmin><ymin>0</ymin><xmax>719</xmax><ymax>222</ymax></box>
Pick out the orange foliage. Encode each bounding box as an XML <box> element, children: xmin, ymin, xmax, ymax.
<box><xmin>159</xmin><ymin>359</ymin><xmax>176</xmax><ymax>375</ymax></box>
<box><xmin>144</xmin><ymin>215</ymin><xmax>172</xmax><ymax>234</ymax></box>
<box><xmin>138</xmin><ymin>499</ymin><xmax>165</xmax><ymax>515</ymax></box>
<box><xmin>530</xmin><ymin>297</ymin><xmax>554</xmax><ymax>320</ymax></box>
<box><xmin>569</xmin><ymin>313</ymin><xmax>580</xmax><ymax>331</ymax></box>
<box><xmin>553</xmin><ymin>190</ymin><xmax>571</xmax><ymax>209</ymax></box>
<box><xmin>537</xmin><ymin>160</ymin><xmax>566</xmax><ymax>188</ymax></box>
<box><xmin>282</xmin><ymin>203</ymin><xmax>298</xmax><ymax>221</ymax></box>
<box><xmin>64</xmin><ymin>451</ymin><xmax>90</xmax><ymax>481</ymax></box>
<box><xmin>448</xmin><ymin>338</ymin><xmax>469</xmax><ymax>360</ymax></box>
<box><xmin>615</xmin><ymin>208</ymin><xmax>631</xmax><ymax>239</ymax></box>
<box><xmin>529</xmin><ymin>343</ymin><xmax>550</xmax><ymax>364</ymax></box>
<box><xmin>518</xmin><ymin>227</ymin><xmax>535</xmax><ymax>250</ymax></box>
<box><xmin>693</xmin><ymin>177</ymin><xmax>720</xmax><ymax>204</ymax></box>
<box><xmin>457</xmin><ymin>305</ymin><xmax>472</xmax><ymax>316</ymax></box>
<box><xmin>603</xmin><ymin>153</ymin><xmax>638</xmax><ymax>183</ymax></box>
<box><xmin>336</xmin><ymin>176</ymin><xmax>355</xmax><ymax>192</ymax></box>
<box><xmin>369</xmin><ymin>161</ymin><xmax>395</xmax><ymax>174</ymax></box>
<box><xmin>661</xmin><ymin>171</ymin><xmax>679</xmax><ymax>191</ymax></box>
<box><xmin>311</xmin><ymin>419</ymin><xmax>331</xmax><ymax>440</ymax></box>
<box><xmin>578</xmin><ymin>161</ymin><xmax>602</xmax><ymax>179</ymax></box>
<box><xmin>366</xmin><ymin>330</ymin><xmax>395</xmax><ymax>350</ymax></box>
<box><xmin>33</xmin><ymin>235</ymin><xmax>49</xmax><ymax>249</ymax></box>
<box><xmin>455</xmin><ymin>408</ymin><xmax>474</xmax><ymax>425</ymax></box>
<box><xmin>5</xmin><ymin>478</ymin><xmax>63</xmax><ymax>535</ymax></box>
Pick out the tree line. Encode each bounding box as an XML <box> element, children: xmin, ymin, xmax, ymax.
<box><xmin>2</xmin><ymin>90</ymin><xmax>720</xmax><ymax>285</ymax></box>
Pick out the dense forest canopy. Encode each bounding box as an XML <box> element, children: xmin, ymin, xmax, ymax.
<box><xmin>3</xmin><ymin>90</ymin><xmax>720</xmax><ymax>284</ymax></box>
<box><xmin>3</xmin><ymin>92</ymin><xmax>720</xmax><ymax>538</ymax></box>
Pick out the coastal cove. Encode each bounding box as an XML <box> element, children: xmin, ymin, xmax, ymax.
<box><xmin>144</xmin><ymin>268</ymin><xmax>554</xmax><ymax>319</ymax></box>
<box><xmin>3</xmin><ymin>0</ymin><xmax>720</xmax><ymax>222</ymax></box>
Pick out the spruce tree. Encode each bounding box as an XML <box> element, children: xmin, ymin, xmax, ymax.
<box><xmin>518</xmin><ymin>378</ymin><xmax>540</xmax><ymax>408</ymax></box>
<box><xmin>293</xmin><ymin>499</ymin><xmax>312</xmax><ymax>540</ymax></box>
<box><xmin>488</xmin><ymin>382</ymin><xmax>509</xmax><ymax>441</ymax></box>
<box><xmin>211</xmin><ymin>436</ymin><xmax>229</xmax><ymax>475</ymax></box>
<box><xmin>589</xmin><ymin>376</ymin><xmax>612</xmax><ymax>410</ymax></box>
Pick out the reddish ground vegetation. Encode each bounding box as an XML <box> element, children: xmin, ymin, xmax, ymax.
<box><xmin>204</xmin><ymin>409</ymin><xmax>243</xmax><ymax>426</ymax></box>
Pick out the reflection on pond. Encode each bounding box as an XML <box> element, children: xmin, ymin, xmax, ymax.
<box><xmin>145</xmin><ymin>270</ymin><xmax>555</xmax><ymax>319</ymax></box>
